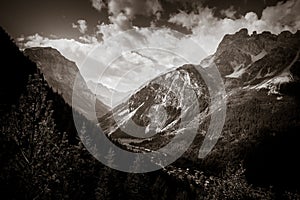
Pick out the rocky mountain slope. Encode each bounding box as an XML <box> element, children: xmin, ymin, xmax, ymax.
<box><xmin>24</xmin><ymin>47</ymin><xmax>109</xmax><ymax>118</ymax></box>
<box><xmin>99</xmin><ymin>64</ymin><xmax>212</xmax><ymax>153</ymax></box>
<box><xmin>203</xmin><ymin>28</ymin><xmax>300</xmax><ymax>94</ymax></box>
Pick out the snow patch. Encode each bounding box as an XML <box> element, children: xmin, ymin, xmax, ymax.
<box><xmin>251</xmin><ymin>50</ymin><xmax>267</xmax><ymax>63</ymax></box>
<box><xmin>225</xmin><ymin>64</ymin><xmax>246</xmax><ymax>78</ymax></box>
<box><xmin>252</xmin><ymin>74</ymin><xmax>293</xmax><ymax>95</ymax></box>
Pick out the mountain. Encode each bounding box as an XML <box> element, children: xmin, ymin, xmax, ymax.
<box><xmin>87</xmin><ymin>80</ymin><xmax>133</xmax><ymax>108</ymax></box>
<box><xmin>101</xmin><ymin>29</ymin><xmax>300</xmax><ymax>147</ymax></box>
<box><xmin>100</xmin><ymin>28</ymin><xmax>300</xmax><ymax>194</ymax></box>
<box><xmin>204</xmin><ymin>28</ymin><xmax>300</xmax><ymax>94</ymax></box>
<box><xmin>99</xmin><ymin>64</ymin><xmax>211</xmax><ymax>155</ymax></box>
<box><xmin>24</xmin><ymin>47</ymin><xmax>109</xmax><ymax>118</ymax></box>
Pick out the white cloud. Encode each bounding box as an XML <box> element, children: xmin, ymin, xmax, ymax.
<box><xmin>168</xmin><ymin>0</ymin><xmax>300</xmax><ymax>54</ymax></box>
<box><xmin>108</xmin><ymin>0</ymin><xmax>162</xmax><ymax>19</ymax></box>
<box><xmin>261</xmin><ymin>0</ymin><xmax>300</xmax><ymax>31</ymax></box>
<box><xmin>91</xmin><ymin>0</ymin><xmax>106</xmax><ymax>11</ymax></box>
<box><xmin>109</xmin><ymin>12</ymin><xmax>133</xmax><ymax>31</ymax></box>
<box><xmin>72</xmin><ymin>19</ymin><xmax>88</xmax><ymax>34</ymax></box>
<box><xmin>96</xmin><ymin>22</ymin><xmax>121</xmax><ymax>39</ymax></box>
<box><xmin>16</xmin><ymin>36</ymin><xmax>25</xmax><ymax>42</ymax></box>
<box><xmin>220</xmin><ymin>6</ymin><xmax>237</xmax><ymax>19</ymax></box>
<box><xmin>79</xmin><ymin>35</ymin><xmax>99</xmax><ymax>43</ymax></box>
<box><xmin>92</xmin><ymin>0</ymin><xmax>163</xmax><ymax>30</ymax></box>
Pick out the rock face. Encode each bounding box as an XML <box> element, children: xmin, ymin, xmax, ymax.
<box><xmin>127</xmin><ymin>64</ymin><xmax>209</xmax><ymax>131</ymax></box>
<box><xmin>100</xmin><ymin>64</ymin><xmax>211</xmax><ymax>151</ymax></box>
<box><xmin>24</xmin><ymin>47</ymin><xmax>109</xmax><ymax>118</ymax></box>
<box><xmin>207</xmin><ymin>29</ymin><xmax>300</xmax><ymax>92</ymax></box>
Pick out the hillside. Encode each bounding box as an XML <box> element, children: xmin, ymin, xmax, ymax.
<box><xmin>24</xmin><ymin>47</ymin><xmax>109</xmax><ymax>118</ymax></box>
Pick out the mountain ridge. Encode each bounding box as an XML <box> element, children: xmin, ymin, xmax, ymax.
<box><xmin>206</xmin><ymin>28</ymin><xmax>300</xmax><ymax>94</ymax></box>
<box><xmin>24</xmin><ymin>47</ymin><xmax>109</xmax><ymax>118</ymax></box>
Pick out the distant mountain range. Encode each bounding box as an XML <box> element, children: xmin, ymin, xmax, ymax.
<box><xmin>87</xmin><ymin>80</ymin><xmax>133</xmax><ymax>108</ymax></box>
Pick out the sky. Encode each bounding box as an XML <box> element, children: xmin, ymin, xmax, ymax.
<box><xmin>0</xmin><ymin>0</ymin><xmax>286</xmax><ymax>38</ymax></box>
<box><xmin>1</xmin><ymin>0</ymin><xmax>300</xmax><ymax>100</ymax></box>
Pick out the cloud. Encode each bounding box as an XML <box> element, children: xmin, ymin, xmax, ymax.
<box><xmin>109</xmin><ymin>12</ymin><xmax>133</xmax><ymax>31</ymax></box>
<box><xmin>220</xmin><ymin>6</ymin><xmax>237</xmax><ymax>19</ymax></box>
<box><xmin>168</xmin><ymin>0</ymin><xmax>300</xmax><ymax>54</ymax></box>
<box><xmin>92</xmin><ymin>0</ymin><xmax>163</xmax><ymax>30</ymax></box>
<box><xmin>16</xmin><ymin>36</ymin><xmax>25</xmax><ymax>42</ymax></box>
<box><xmin>72</xmin><ymin>19</ymin><xmax>88</xmax><ymax>34</ymax></box>
<box><xmin>108</xmin><ymin>0</ymin><xmax>162</xmax><ymax>17</ymax></box>
<box><xmin>91</xmin><ymin>0</ymin><xmax>106</xmax><ymax>11</ymax></box>
<box><xmin>79</xmin><ymin>35</ymin><xmax>99</xmax><ymax>44</ymax></box>
<box><xmin>261</xmin><ymin>0</ymin><xmax>300</xmax><ymax>30</ymax></box>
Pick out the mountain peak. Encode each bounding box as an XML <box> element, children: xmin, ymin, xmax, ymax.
<box><xmin>236</xmin><ymin>28</ymin><xmax>249</xmax><ymax>37</ymax></box>
<box><xmin>216</xmin><ymin>29</ymin><xmax>251</xmax><ymax>56</ymax></box>
<box><xmin>211</xmin><ymin>29</ymin><xmax>300</xmax><ymax>92</ymax></box>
